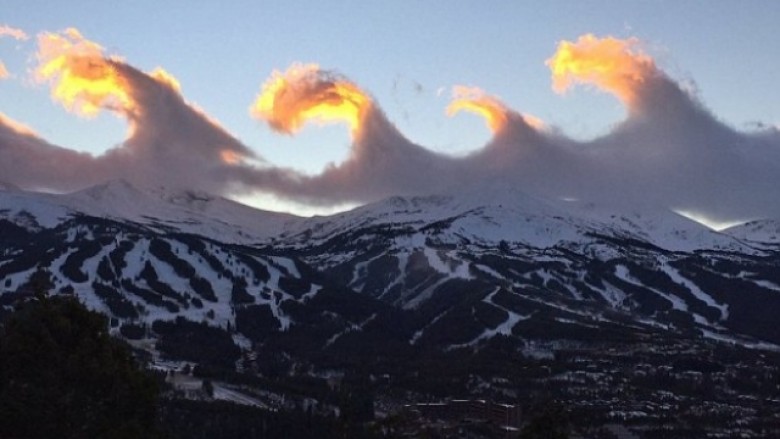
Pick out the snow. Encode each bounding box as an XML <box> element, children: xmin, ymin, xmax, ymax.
<box><xmin>81</xmin><ymin>244</ymin><xmax>115</xmax><ymax>282</ymax></box>
<box><xmin>220</xmin><ymin>252</ymin><xmax>303</xmax><ymax>332</ymax></box>
<box><xmin>212</xmin><ymin>384</ymin><xmax>266</xmax><ymax>408</ymax></box>
<box><xmin>588</xmin><ymin>280</ymin><xmax>628</xmax><ymax>308</ymax></box>
<box><xmin>0</xmin><ymin>180</ymin><xmax>294</xmax><ymax>244</ymax></box>
<box><xmin>614</xmin><ymin>265</ymin><xmax>688</xmax><ymax>312</ymax></box>
<box><xmin>410</xmin><ymin>310</ymin><xmax>448</xmax><ymax>345</ymax></box>
<box><xmin>1</xmin><ymin>268</ymin><xmax>35</xmax><ymax>291</ymax></box>
<box><xmin>377</xmin><ymin>252</ymin><xmax>409</xmax><ymax>300</ymax></box>
<box><xmin>0</xmin><ymin>190</ymin><xmax>72</xmax><ymax>229</ymax></box>
<box><xmin>469</xmin><ymin>306</ymin><xmax>525</xmax><ymax>342</ymax></box>
<box><xmin>4</xmin><ymin>178</ymin><xmax>779</xmax><ymax>355</ymax></box>
<box><xmin>47</xmin><ymin>248</ymin><xmax>77</xmax><ymax>286</ymax></box>
<box><xmin>750</xmin><ymin>279</ymin><xmax>780</xmax><ymax>292</ymax></box>
<box><xmin>403</xmin><ymin>276</ymin><xmax>450</xmax><ymax>310</ymax></box>
<box><xmin>661</xmin><ymin>263</ymin><xmax>729</xmax><ymax>320</ymax></box>
<box><xmin>724</xmin><ymin>219</ymin><xmax>780</xmax><ymax>244</ymax></box>
<box><xmin>568</xmin><ymin>200</ymin><xmax>757</xmax><ymax>253</ymax></box>
<box><xmin>269</xmin><ymin>256</ymin><xmax>300</xmax><ymax>278</ymax></box>
<box><xmin>325</xmin><ymin>313</ymin><xmax>377</xmax><ymax>347</ymax></box>
<box><xmin>473</xmin><ymin>263</ymin><xmax>505</xmax><ymax>280</ymax></box>
<box><xmin>700</xmin><ymin>328</ymin><xmax>780</xmax><ymax>352</ymax></box>
<box><xmin>349</xmin><ymin>253</ymin><xmax>386</xmax><ymax>289</ymax></box>
<box><xmin>1</xmin><ymin>179</ymin><xmax>763</xmax><ymax>256</ymax></box>
<box><xmin>422</xmin><ymin>246</ymin><xmax>472</xmax><ymax>280</ymax></box>
<box><xmin>147</xmin><ymin>252</ymin><xmax>192</xmax><ymax>295</ymax></box>
<box><xmin>299</xmin><ymin>284</ymin><xmax>322</xmax><ymax>302</ymax></box>
<box><xmin>521</xmin><ymin>340</ymin><xmax>555</xmax><ymax>360</ymax></box>
<box><xmin>281</xmin><ymin>182</ymin><xmax>614</xmax><ymax>249</ymax></box>
<box><xmin>448</xmin><ymin>288</ymin><xmax>530</xmax><ymax>349</ymax></box>
<box><xmin>167</xmin><ymin>240</ymin><xmax>235</xmax><ymax>327</ymax></box>
<box><xmin>69</xmin><ymin>244</ymin><xmax>117</xmax><ymax>316</ymax></box>
<box><xmin>232</xmin><ymin>333</ymin><xmax>253</xmax><ymax>350</ymax></box>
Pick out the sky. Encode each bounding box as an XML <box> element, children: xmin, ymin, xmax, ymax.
<box><xmin>1</xmin><ymin>1</ymin><xmax>780</xmax><ymax>224</ymax></box>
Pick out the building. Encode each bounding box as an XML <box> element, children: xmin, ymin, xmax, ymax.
<box><xmin>407</xmin><ymin>399</ymin><xmax>523</xmax><ymax>429</ymax></box>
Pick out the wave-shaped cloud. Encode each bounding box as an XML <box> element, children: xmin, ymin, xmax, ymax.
<box><xmin>1</xmin><ymin>28</ymin><xmax>257</xmax><ymax>193</ymax></box>
<box><xmin>1</xmin><ymin>30</ymin><xmax>779</xmax><ymax>223</ymax></box>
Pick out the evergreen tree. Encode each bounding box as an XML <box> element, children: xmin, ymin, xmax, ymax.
<box><xmin>0</xmin><ymin>295</ymin><xmax>160</xmax><ymax>438</ymax></box>
<box><xmin>519</xmin><ymin>403</ymin><xmax>570</xmax><ymax>439</ymax></box>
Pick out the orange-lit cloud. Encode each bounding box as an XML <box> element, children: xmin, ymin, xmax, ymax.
<box><xmin>0</xmin><ymin>112</ymin><xmax>39</xmax><ymax>137</ymax></box>
<box><xmin>0</xmin><ymin>25</ymin><xmax>28</xmax><ymax>41</ymax></box>
<box><xmin>547</xmin><ymin>34</ymin><xmax>657</xmax><ymax>106</ymax></box>
<box><xmin>250</xmin><ymin>63</ymin><xmax>373</xmax><ymax>137</ymax></box>
<box><xmin>220</xmin><ymin>149</ymin><xmax>243</xmax><ymax>165</ymax></box>
<box><xmin>150</xmin><ymin>67</ymin><xmax>182</xmax><ymax>94</ymax></box>
<box><xmin>35</xmin><ymin>28</ymin><xmax>135</xmax><ymax>118</ymax></box>
<box><xmin>0</xmin><ymin>28</ymin><xmax>258</xmax><ymax>194</ymax></box>
<box><xmin>520</xmin><ymin>113</ymin><xmax>546</xmax><ymax>131</ymax></box>
<box><xmin>0</xmin><ymin>62</ymin><xmax>8</xmax><ymax>80</ymax></box>
<box><xmin>446</xmin><ymin>86</ymin><xmax>510</xmax><ymax>133</ymax></box>
<box><xmin>3</xmin><ymin>29</ymin><xmax>780</xmax><ymax>225</ymax></box>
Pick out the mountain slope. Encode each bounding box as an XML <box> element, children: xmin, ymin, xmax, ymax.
<box><xmin>0</xmin><ymin>180</ymin><xmax>294</xmax><ymax>243</ymax></box>
<box><xmin>4</xmin><ymin>182</ymin><xmax>780</xmax><ymax>436</ymax></box>
<box><xmin>2</xmin><ymin>181</ymin><xmax>779</xmax><ymax>353</ymax></box>
<box><xmin>274</xmin><ymin>185</ymin><xmax>779</xmax><ymax>349</ymax></box>
<box><xmin>724</xmin><ymin>219</ymin><xmax>780</xmax><ymax>245</ymax></box>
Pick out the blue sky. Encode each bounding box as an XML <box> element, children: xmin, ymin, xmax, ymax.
<box><xmin>2</xmin><ymin>1</ymin><xmax>780</xmax><ymax>211</ymax></box>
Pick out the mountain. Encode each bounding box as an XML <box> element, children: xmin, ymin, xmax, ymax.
<box><xmin>2</xmin><ymin>180</ymin><xmax>779</xmax><ymax>348</ymax></box>
<box><xmin>281</xmin><ymin>179</ymin><xmax>754</xmax><ymax>253</ymax></box>
<box><xmin>0</xmin><ymin>180</ymin><xmax>294</xmax><ymax>242</ymax></box>
<box><xmin>2</xmin><ymin>181</ymin><xmax>780</xmax><ymax>435</ymax></box>
<box><xmin>724</xmin><ymin>218</ymin><xmax>780</xmax><ymax>245</ymax></box>
<box><xmin>274</xmin><ymin>184</ymin><xmax>780</xmax><ymax>346</ymax></box>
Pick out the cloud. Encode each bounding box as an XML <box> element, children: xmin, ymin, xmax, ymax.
<box><xmin>446</xmin><ymin>86</ymin><xmax>510</xmax><ymax>133</ymax></box>
<box><xmin>250</xmin><ymin>63</ymin><xmax>372</xmax><ymax>137</ymax></box>
<box><xmin>234</xmin><ymin>64</ymin><xmax>554</xmax><ymax>205</ymax></box>
<box><xmin>0</xmin><ymin>25</ymin><xmax>28</xmax><ymax>41</ymax></box>
<box><xmin>0</xmin><ymin>111</ymin><xmax>101</xmax><ymax>190</ymax></box>
<box><xmin>35</xmin><ymin>28</ymin><xmax>135</xmax><ymax>118</ymax></box>
<box><xmin>0</xmin><ymin>24</ymin><xmax>28</xmax><ymax>80</ymax></box>
<box><xmin>0</xmin><ymin>113</ymin><xmax>39</xmax><ymax>138</ymax></box>
<box><xmin>238</xmin><ymin>63</ymin><xmax>444</xmax><ymax>203</ymax></box>
<box><xmin>2</xmin><ymin>31</ymin><xmax>780</xmax><ymax>224</ymax></box>
<box><xmin>1</xmin><ymin>28</ymin><xmax>257</xmax><ymax>193</ymax></box>
<box><xmin>235</xmin><ymin>37</ymin><xmax>780</xmax><ymax>223</ymax></box>
<box><xmin>547</xmin><ymin>34</ymin><xmax>656</xmax><ymax>108</ymax></box>
<box><xmin>541</xmin><ymin>35</ymin><xmax>780</xmax><ymax>222</ymax></box>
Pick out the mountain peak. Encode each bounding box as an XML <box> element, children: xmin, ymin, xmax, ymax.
<box><xmin>75</xmin><ymin>178</ymin><xmax>145</xmax><ymax>196</ymax></box>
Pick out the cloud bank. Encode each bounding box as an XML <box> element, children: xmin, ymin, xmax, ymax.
<box><xmin>1</xmin><ymin>29</ymin><xmax>779</xmax><ymax>224</ymax></box>
<box><xmin>1</xmin><ymin>29</ymin><xmax>256</xmax><ymax>193</ymax></box>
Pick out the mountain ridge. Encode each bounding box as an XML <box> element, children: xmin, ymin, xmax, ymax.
<box><xmin>2</xmin><ymin>180</ymin><xmax>779</xmax><ymax>350</ymax></box>
<box><xmin>3</xmin><ymin>178</ymin><xmax>780</xmax><ymax>434</ymax></box>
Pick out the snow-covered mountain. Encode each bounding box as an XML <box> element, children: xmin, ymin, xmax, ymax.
<box><xmin>280</xmin><ymin>182</ymin><xmax>755</xmax><ymax>253</ymax></box>
<box><xmin>724</xmin><ymin>219</ymin><xmax>780</xmax><ymax>245</ymax></box>
<box><xmin>1</xmin><ymin>180</ymin><xmax>780</xmax><ymax>360</ymax></box>
<box><xmin>0</xmin><ymin>179</ymin><xmax>294</xmax><ymax>242</ymax></box>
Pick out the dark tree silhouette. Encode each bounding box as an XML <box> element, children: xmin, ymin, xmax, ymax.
<box><xmin>0</xmin><ymin>294</ymin><xmax>160</xmax><ymax>439</ymax></box>
<box><xmin>519</xmin><ymin>403</ymin><xmax>570</xmax><ymax>439</ymax></box>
